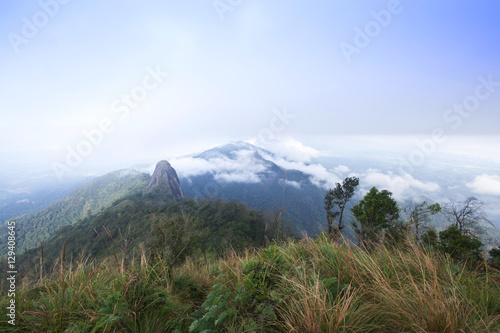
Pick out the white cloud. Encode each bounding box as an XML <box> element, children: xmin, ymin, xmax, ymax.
<box><xmin>281</xmin><ymin>179</ymin><xmax>301</xmax><ymax>189</ymax></box>
<box><xmin>333</xmin><ymin>165</ymin><xmax>350</xmax><ymax>174</ymax></box>
<box><xmin>261</xmin><ymin>153</ymin><xmax>341</xmax><ymax>189</ymax></box>
<box><xmin>466</xmin><ymin>174</ymin><xmax>500</xmax><ymax>196</ymax></box>
<box><xmin>171</xmin><ymin>137</ymin><xmax>339</xmax><ymax>188</ymax></box>
<box><xmin>287</xmin><ymin>180</ymin><xmax>301</xmax><ymax>189</ymax></box>
<box><xmin>215</xmin><ymin>172</ymin><xmax>261</xmax><ymax>183</ymax></box>
<box><xmin>254</xmin><ymin>137</ymin><xmax>321</xmax><ymax>163</ymax></box>
<box><xmin>170</xmin><ymin>149</ymin><xmax>269</xmax><ymax>184</ymax></box>
<box><xmin>361</xmin><ymin>171</ymin><xmax>440</xmax><ymax>200</ymax></box>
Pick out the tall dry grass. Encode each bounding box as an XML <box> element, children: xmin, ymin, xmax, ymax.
<box><xmin>272</xmin><ymin>236</ymin><xmax>500</xmax><ymax>332</ymax></box>
<box><xmin>1</xmin><ymin>236</ymin><xmax>499</xmax><ymax>332</ymax></box>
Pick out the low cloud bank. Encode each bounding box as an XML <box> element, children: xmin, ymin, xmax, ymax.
<box><xmin>359</xmin><ymin>169</ymin><xmax>440</xmax><ymax>201</ymax></box>
<box><xmin>171</xmin><ymin>149</ymin><xmax>269</xmax><ymax>183</ymax></box>
<box><xmin>167</xmin><ymin>138</ymin><xmax>442</xmax><ymax>201</ymax></box>
<box><xmin>466</xmin><ymin>174</ymin><xmax>500</xmax><ymax>196</ymax></box>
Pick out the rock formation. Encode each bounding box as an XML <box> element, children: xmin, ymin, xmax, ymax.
<box><xmin>146</xmin><ymin>160</ymin><xmax>184</xmax><ymax>198</ymax></box>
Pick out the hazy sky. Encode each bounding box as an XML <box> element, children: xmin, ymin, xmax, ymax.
<box><xmin>1</xmin><ymin>0</ymin><xmax>500</xmax><ymax>171</ymax></box>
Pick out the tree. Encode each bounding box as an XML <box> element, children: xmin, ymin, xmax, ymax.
<box><xmin>438</xmin><ymin>224</ymin><xmax>483</xmax><ymax>262</ymax></box>
<box><xmin>406</xmin><ymin>201</ymin><xmax>441</xmax><ymax>238</ymax></box>
<box><xmin>446</xmin><ymin>197</ymin><xmax>483</xmax><ymax>235</ymax></box>
<box><xmin>324</xmin><ymin>176</ymin><xmax>359</xmax><ymax>238</ymax></box>
<box><xmin>351</xmin><ymin>187</ymin><xmax>399</xmax><ymax>248</ymax></box>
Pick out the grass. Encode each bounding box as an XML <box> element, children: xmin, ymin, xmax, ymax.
<box><xmin>1</xmin><ymin>236</ymin><xmax>499</xmax><ymax>332</ymax></box>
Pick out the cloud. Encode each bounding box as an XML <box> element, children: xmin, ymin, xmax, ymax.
<box><xmin>118</xmin><ymin>169</ymin><xmax>141</xmax><ymax>178</ymax></box>
<box><xmin>466</xmin><ymin>174</ymin><xmax>500</xmax><ymax>196</ymax></box>
<box><xmin>170</xmin><ymin>149</ymin><xmax>269</xmax><ymax>184</ymax></box>
<box><xmin>170</xmin><ymin>137</ymin><xmax>337</xmax><ymax>188</ymax></box>
<box><xmin>333</xmin><ymin>165</ymin><xmax>350</xmax><ymax>174</ymax></box>
<box><xmin>214</xmin><ymin>172</ymin><xmax>261</xmax><ymax>183</ymax></box>
<box><xmin>253</xmin><ymin>137</ymin><xmax>321</xmax><ymax>163</ymax></box>
<box><xmin>287</xmin><ymin>180</ymin><xmax>301</xmax><ymax>189</ymax></box>
<box><xmin>171</xmin><ymin>137</ymin><xmax>340</xmax><ymax>188</ymax></box>
<box><xmin>361</xmin><ymin>170</ymin><xmax>440</xmax><ymax>200</ymax></box>
<box><xmin>280</xmin><ymin>179</ymin><xmax>301</xmax><ymax>189</ymax></box>
<box><xmin>261</xmin><ymin>153</ymin><xmax>341</xmax><ymax>189</ymax></box>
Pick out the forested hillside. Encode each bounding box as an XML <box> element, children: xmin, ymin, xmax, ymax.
<box><xmin>181</xmin><ymin>171</ymin><xmax>327</xmax><ymax>236</ymax></box>
<box><xmin>15</xmin><ymin>188</ymin><xmax>276</xmax><ymax>284</ymax></box>
<box><xmin>0</xmin><ymin>170</ymin><xmax>149</xmax><ymax>256</ymax></box>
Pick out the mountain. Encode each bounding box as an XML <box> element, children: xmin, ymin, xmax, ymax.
<box><xmin>15</xmin><ymin>172</ymin><xmax>270</xmax><ymax>283</ymax></box>
<box><xmin>0</xmin><ymin>169</ymin><xmax>149</xmax><ymax>256</ymax></box>
<box><xmin>195</xmin><ymin>141</ymin><xmax>270</xmax><ymax>160</ymax></box>
<box><xmin>176</xmin><ymin>141</ymin><xmax>330</xmax><ymax>236</ymax></box>
<box><xmin>3</xmin><ymin>141</ymin><xmax>498</xmax><ymax>260</ymax></box>
<box><xmin>146</xmin><ymin>160</ymin><xmax>184</xmax><ymax>197</ymax></box>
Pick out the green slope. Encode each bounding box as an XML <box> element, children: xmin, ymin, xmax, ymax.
<box><xmin>16</xmin><ymin>191</ymin><xmax>269</xmax><ymax>282</ymax></box>
<box><xmin>0</xmin><ymin>169</ymin><xmax>149</xmax><ymax>256</ymax></box>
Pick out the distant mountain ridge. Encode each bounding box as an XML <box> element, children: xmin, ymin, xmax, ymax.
<box><xmin>194</xmin><ymin>141</ymin><xmax>272</xmax><ymax>159</ymax></box>
<box><xmin>2</xmin><ymin>141</ymin><xmax>499</xmax><ymax>259</ymax></box>
<box><xmin>177</xmin><ymin>141</ymin><xmax>330</xmax><ymax>236</ymax></box>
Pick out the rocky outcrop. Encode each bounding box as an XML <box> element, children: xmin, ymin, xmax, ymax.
<box><xmin>146</xmin><ymin>160</ymin><xmax>184</xmax><ymax>198</ymax></box>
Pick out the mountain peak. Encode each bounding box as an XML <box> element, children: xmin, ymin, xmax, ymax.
<box><xmin>195</xmin><ymin>141</ymin><xmax>274</xmax><ymax>160</ymax></box>
<box><xmin>146</xmin><ymin>160</ymin><xmax>184</xmax><ymax>198</ymax></box>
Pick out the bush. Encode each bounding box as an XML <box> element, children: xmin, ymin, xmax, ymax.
<box><xmin>439</xmin><ymin>225</ymin><xmax>483</xmax><ymax>262</ymax></box>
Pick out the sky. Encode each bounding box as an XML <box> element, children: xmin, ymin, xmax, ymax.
<box><xmin>1</xmin><ymin>0</ymin><xmax>500</xmax><ymax>174</ymax></box>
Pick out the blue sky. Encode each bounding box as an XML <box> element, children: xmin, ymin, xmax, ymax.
<box><xmin>1</xmin><ymin>0</ymin><xmax>499</xmax><ymax>170</ymax></box>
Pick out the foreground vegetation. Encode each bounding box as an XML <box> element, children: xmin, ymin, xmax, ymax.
<box><xmin>1</xmin><ymin>235</ymin><xmax>499</xmax><ymax>332</ymax></box>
